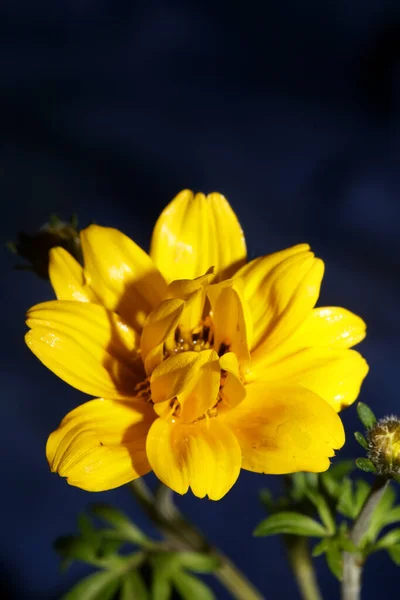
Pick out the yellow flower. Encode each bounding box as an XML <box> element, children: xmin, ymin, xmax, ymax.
<box><xmin>25</xmin><ymin>190</ymin><xmax>369</xmax><ymax>500</ymax></box>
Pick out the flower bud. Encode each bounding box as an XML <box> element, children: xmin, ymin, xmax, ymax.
<box><xmin>366</xmin><ymin>416</ymin><xmax>400</xmax><ymax>477</ymax></box>
<box><xmin>8</xmin><ymin>215</ymin><xmax>82</xmax><ymax>279</ymax></box>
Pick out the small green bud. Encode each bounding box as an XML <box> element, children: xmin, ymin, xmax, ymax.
<box><xmin>366</xmin><ymin>416</ymin><xmax>400</xmax><ymax>477</ymax></box>
<box><xmin>8</xmin><ymin>214</ymin><xmax>82</xmax><ymax>279</ymax></box>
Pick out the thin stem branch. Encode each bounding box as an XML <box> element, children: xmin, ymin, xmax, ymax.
<box><xmin>342</xmin><ymin>477</ymin><xmax>389</xmax><ymax>600</ymax></box>
<box><xmin>285</xmin><ymin>536</ymin><xmax>322</xmax><ymax>600</ymax></box>
<box><xmin>129</xmin><ymin>480</ymin><xmax>265</xmax><ymax>600</ymax></box>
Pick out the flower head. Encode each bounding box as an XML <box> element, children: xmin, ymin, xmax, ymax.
<box><xmin>366</xmin><ymin>416</ymin><xmax>400</xmax><ymax>476</ymax></box>
<box><xmin>26</xmin><ymin>190</ymin><xmax>369</xmax><ymax>500</ymax></box>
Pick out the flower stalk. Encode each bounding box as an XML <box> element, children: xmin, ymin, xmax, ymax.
<box><xmin>130</xmin><ymin>479</ymin><xmax>265</xmax><ymax>600</ymax></box>
<box><xmin>285</xmin><ymin>536</ymin><xmax>322</xmax><ymax>600</ymax></box>
<box><xmin>341</xmin><ymin>477</ymin><xmax>389</xmax><ymax>600</ymax></box>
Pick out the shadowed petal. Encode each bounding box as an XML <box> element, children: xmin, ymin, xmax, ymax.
<box><xmin>47</xmin><ymin>398</ymin><xmax>155</xmax><ymax>491</ymax></box>
<box><xmin>221</xmin><ymin>383</ymin><xmax>344</xmax><ymax>474</ymax></box>
<box><xmin>81</xmin><ymin>225</ymin><xmax>167</xmax><ymax>332</ymax></box>
<box><xmin>49</xmin><ymin>247</ymin><xmax>95</xmax><ymax>303</ymax></box>
<box><xmin>26</xmin><ymin>300</ymin><xmax>144</xmax><ymax>399</ymax></box>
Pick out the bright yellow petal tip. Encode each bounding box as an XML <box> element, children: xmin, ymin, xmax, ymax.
<box><xmin>150</xmin><ymin>189</ymin><xmax>247</xmax><ymax>283</ymax></box>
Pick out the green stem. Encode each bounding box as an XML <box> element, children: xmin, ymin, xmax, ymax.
<box><xmin>341</xmin><ymin>477</ymin><xmax>389</xmax><ymax>600</ymax></box>
<box><xmin>285</xmin><ymin>536</ymin><xmax>322</xmax><ymax>600</ymax></box>
<box><xmin>129</xmin><ymin>480</ymin><xmax>265</xmax><ymax>600</ymax></box>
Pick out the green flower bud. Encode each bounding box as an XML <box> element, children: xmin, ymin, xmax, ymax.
<box><xmin>366</xmin><ymin>416</ymin><xmax>400</xmax><ymax>477</ymax></box>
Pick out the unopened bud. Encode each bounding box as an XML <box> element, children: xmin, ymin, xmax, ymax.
<box><xmin>8</xmin><ymin>215</ymin><xmax>82</xmax><ymax>279</ymax></box>
<box><xmin>366</xmin><ymin>416</ymin><xmax>400</xmax><ymax>477</ymax></box>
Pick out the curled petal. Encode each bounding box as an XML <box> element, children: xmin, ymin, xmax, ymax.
<box><xmin>146</xmin><ymin>416</ymin><xmax>241</xmax><ymax>500</ymax></box>
<box><xmin>250</xmin><ymin>348</ymin><xmax>369</xmax><ymax>412</ymax></box>
<box><xmin>219</xmin><ymin>352</ymin><xmax>246</xmax><ymax>408</ymax></box>
<box><xmin>140</xmin><ymin>299</ymin><xmax>184</xmax><ymax>375</ymax></box>
<box><xmin>167</xmin><ymin>270</ymin><xmax>213</xmax><ymax>332</ymax></box>
<box><xmin>150</xmin><ymin>190</ymin><xmax>246</xmax><ymax>283</ymax></box>
<box><xmin>26</xmin><ymin>300</ymin><xmax>143</xmax><ymax>399</ymax></box>
<box><xmin>207</xmin><ymin>278</ymin><xmax>252</xmax><ymax>365</ymax></box>
<box><xmin>236</xmin><ymin>245</ymin><xmax>324</xmax><ymax>358</ymax></box>
<box><xmin>81</xmin><ymin>225</ymin><xmax>167</xmax><ymax>331</ymax></box>
<box><xmin>49</xmin><ymin>247</ymin><xmax>95</xmax><ymax>303</ymax></box>
<box><xmin>221</xmin><ymin>383</ymin><xmax>344</xmax><ymax>474</ymax></box>
<box><xmin>47</xmin><ymin>398</ymin><xmax>155</xmax><ymax>491</ymax></box>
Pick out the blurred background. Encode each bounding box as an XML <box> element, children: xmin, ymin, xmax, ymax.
<box><xmin>1</xmin><ymin>1</ymin><xmax>400</xmax><ymax>598</ymax></box>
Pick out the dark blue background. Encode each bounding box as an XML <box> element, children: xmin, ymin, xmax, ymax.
<box><xmin>1</xmin><ymin>1</ymin><xmax>400</xmax><ymax>598</ymax></box>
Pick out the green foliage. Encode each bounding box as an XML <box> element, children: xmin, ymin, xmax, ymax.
<box><xmin>357</xmin><ymin>402</ymin><xmax>377</xmax><ymax>430</ymax></box>
<box><xmin>254</xmin><ymin>512</ymin><xmax>327</xmax><ymax>538</ymax></box>
<box><xmin>55</xmin><ymin>506</ymin><xmax>219</xmax><ymax>600</ymax></box>
<box><xmin>354</xmin><ymin>431</ymin><xmax>369</xmax><ymax>450</ymax></box>
<box><xmin>356</xmin><ymin>458</ymin><xmax>378</xmax><ymax>474</ymax></box>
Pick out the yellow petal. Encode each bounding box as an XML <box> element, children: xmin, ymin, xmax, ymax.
<box><xmin>250</xmin><ymin>348</ymin><xmax>369</xmax><ymax>412</ymax></box>
<box><xmin>140</xmin><ymin>299</ymin><xmax>184</xmax><ymax>375</ymax></box>
<box><xmin>166</xmin><ymin>270</ymin><xmax>213</xmax><ymax>333</ymax></box>
<box><xmin>150</xmin><ymin>190</ymin><xmax>246</xmax><ymax>283</ymax></box>
<box><xmin>47</xmin><ymin>398</ymin><xmax>155</xmax><ymax>491</ymax></box>
<box><xmin>237</xmin><ymin>245</ymin><xmax>324</xmax><ymax>358</ymax></box>
<box><xmin>26</xmin><ymin>300</ymin><xmax>143</xmax><ymax>399</ymax></box>
<box><xmin>221</xmin><ymin>383</ymin><xmax>344</xmax><ymax>474</ymax></box>
<box><xmin>207</xmin><ymin>278</ymin><xmax>251</xmax><ymax>365</ymax></box>
<box><xmin>284</xmin><ymin>306</ymin><xmax>367</xmax><ymax>351</ymax></box>
<box><xmin>49</xmin><ymin>247</ymin><xmax>95</xmax><ymax>303</ymax></box>
<box><xmin>219</xmin><ymin>352</ymin><xmax>246</xmax><ymax>408</ymax></box>
<box><xmin>146</xmin><ymin>416</ymin><xmax>241</xmax><ymax>500</ymax></box>
<box><xmin>81</xmin><ymin>225</ymin><xmax>167</xmax><ymax>331</ymax></box>
<box><xmin>150</xmin><ymin>351</ymin><xmax>201</xmax><ymax>404</ymax></box>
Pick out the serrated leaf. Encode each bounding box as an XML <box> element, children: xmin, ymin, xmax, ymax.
<box><xmin>325</xmin><ymin>546</ymin><xmax>343</xmax><ymax>581</ymax></box>
<box><xmin>121</xmin><ymin>571</ymin><xmax>149</xmax><ymax>600</ymax></box>
<box><xmin>354</xmin><ymin>432</ymin><xmax>369</xmax><ymax>450</ymax></box>
<box><xmin>388</xmin><ymin>545</ymin><xmax>400</xmax><ymax>565</ymax></box>
<box><xmin>60</xmin><ymin>570</ymin><xmax>120</xmax><ymax>600</ymax></box>
<box><xmin>336</xmin><ymin>479</ymin><xmax>354</xmax><ymax>519</ymax></box>
<box><xmin>357</xmin><ymin>403</ymin><xmax>376</xmax><ymax>429</ymax></box>
<box><xmin>305</xmin><ymin>489</ymin><xmax>336</xmax><ymax>534</ymax></box>
<box><xmin>312</xmin><ymin>539</ymin><xmax>329</xmax><ymax>557</ymax></box>
<box><xmin>91</xmin><ymin>504</ymin><xmax>149</xmax><ymax>546</ymax></box>
<box><xmin>254</xmin><ymin>512</ymin><xmax>327</xmax><ymax>537</ymax></box>
<box><xmin>54</xmin><ymin>535</ymin><xmax>96</xmax><ymax>563</ymax></box>
<box><xmin>356</xmin><ymin>458</ymin><xmax>377</xmax><ymax>474</ymax></box>
<box><xmin>172</xmin><ymin>570</ymin><xmax>215</xmax><ymax>600</ymax></box>
<box><xmin>177</xmin><ymin>552</ymin><xmax>220</xmax><ymax>573</ymax></box>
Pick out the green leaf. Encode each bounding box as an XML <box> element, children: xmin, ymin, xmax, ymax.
<box><xmin>54</xmin><ymin>535</ymin><xmax>96</xmax><ymax>564</ymax></box>
<box><xmin>357</xmin><ymin>403</ymin><xmax>376</xmax><ymax>430</ymax></box>
<box><xmin>356</xmin><ymin>458</ymin><xmax>377</xmax><ymax>474</ymax></box>
<box><xmin>254</xmin><ymin>512</ymin><xmax>327</xmax><ymax>537</ymax></box>
<box><xmin>60</xmin><ymin>570</ymin><xmax>120</xmax><ymax>600</ymax></box>
<box><xmin>354</xmin><ymin>432</ymin><xmax>369</xmax><ymax>450</ymax></box>
<box><xmin>177</xmin><ymin>552</ymin><xmax>220</xmax><ymax>573</ymax></box>
<box><xmin>152</xmin><ymin>553</ymin><xmax>181</xmax><ymax>579</ymax></box>
<box><xmin>336</xmin><ymin>479</ymin><xmax>354</xmax><ymax>519</ymax></box>
<box><xmin>312</xmin><ymin>539</ymin><xmax>329</xmax><ymax>557</ymax></box>
<box><xmin>361</xmin><ymin>484</ymin><xmax>396</xmax><ymax>544</ymax></box>
<box><xmin>382</xmin><ymin>506</ymin><xmax>400</xmax><ymax>527</ymax></box>
<box><xmin>320</xmin><ymin>461</ymin><xmax>354</xmax><ymax>499</ymax></box>
<box><xmin>120</xmin><ymin>571</ymin><xmax>149</xmax><ymax>600</ymax></box>
<box><xmin>172</xmin><ymin>571</ymin><xmax>215</xmax><ymax>600</ymax></box>
<box><xmin>91</xmin><ymin>504</ymin><xmax>149</xmax><ymax>546</ymax></box>
<box><xmin>290</xmin><ymin>473</ymin><xmax>307</xmax><ymax>501</ymax></box>
<box><xmin>78</xmin><ymin>514</ymin><xmax>101</xmax><ymax>552</ymax></box>
<box><xmin>151</xmin><ymin>573</ymin><xmax>172</xmax><ymax>600</ymax></box>
<box><xmin>305</xmin><ymin>489</ymin><xmax>336</xmax><ymax>534</ymax></box>
<box><xmin>325</xmin><ymin>546</ymin><xmax>343</xmax><ymax>581</ymax></box>
<box><xmin>388</xmin><ymin>545</ymin><xmax>400</xmax><ymax>565</ymax></box>
<box><xmin>375</xmin><ymin>528</ymin><xmax>400</xmax><ymax>550</ymax></box>
<box><xmin>339</xmin><ymin>538</ymin><xmax>358</xmax><ymax>553</ymax></box>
